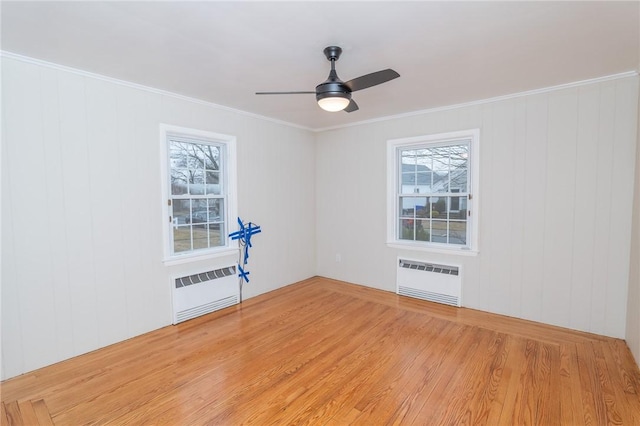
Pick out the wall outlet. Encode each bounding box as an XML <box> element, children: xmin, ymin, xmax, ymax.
<box><xmin>335</xmin><ymin>253</ymin><xmax>342</xmax><ymax>263</ymax></box>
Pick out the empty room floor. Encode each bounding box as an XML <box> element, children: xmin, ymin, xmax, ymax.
<box><xmin>2</xmin><ymin>277</ymin><xmax>640</xmax><ymax>425</ymax></box>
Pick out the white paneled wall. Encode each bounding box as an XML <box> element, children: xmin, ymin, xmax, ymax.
<box><xmin>1</xmin><ymin>56</ymin><xmax>316</xmax><ymax>379</ymax></box>
<box><xmin>316</xmin><ymin>76</ymin><xmax>638</xmax><ymax>338</ymax></box>
<box><xmin>626</xmin><ymin>73</ymin><xmax>640</xmax><ymax>365</ymax></box>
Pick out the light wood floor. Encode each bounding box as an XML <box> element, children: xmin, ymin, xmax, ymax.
<box><xmin>2</xmin><ymin>277</ymin><xmax>640</xmax><ymax>425</ymax></box>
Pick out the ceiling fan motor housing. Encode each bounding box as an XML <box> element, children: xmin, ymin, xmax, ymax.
<box><xmin>315</xmin><ymin>80</ymin><xmax>352</xmax><ymax>102</ymax></box>
<box><xmin>315</xmin><ymin>59</ymin><xmax>352</xmax><ymax>102</ymax></box>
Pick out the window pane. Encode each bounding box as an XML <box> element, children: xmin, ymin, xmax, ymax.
<box><xmin>173</xmin><ymin>199</ymin><xmax>191</xmax><ymax>223</ymax></box>
<box><xmin>171</xmin><ymin>169</ymin><xmax>188</xmax><ymax>195</ymax></box>
<box><xmin>449</xmin><ymin>172</ymin><xmax>467</xmax><ymax>191</ymax></box>
<box><xmin>173</xmin><ymin>226</ymin><xmax>192</xmax><ymax>252</ymax></box>
<box><xmin>399</xmin><ymin>218</ymin><xmax>431</xmax><ymax>242</ymax></box>
<box><xmin>169</xmin><ymin>142</ymin><xmax>189</xmax><ymax>164</ymax></box>
<box><xmin>206</xmin><ymin>171</ymin><xmax>221</xmax><ymax>195</ymax></box>
<box><xmin>428</xmin><ymin>144</ymin><xmax>469</xmax><ymax>194</ymax></box>
<box><xmin>208</xmin><ymin>199</ymin><xmax>223</xmax><ymax>222</ymax></box>
<box><xmin>448</xmin><ymin>196</ymin><xmax>466</xmax><ymax>217</ymax></box>
<box><xmin>170</xmin><ymin>142</ymin><xmax>194</xmax><ymax>196</ymax></box>
<box><xmin>189</xmin><ymin>170</ymin><xmax>205</xmax><ymax>195</ymax></box>
<box><xmin>400</xmin><ymin>173</ymin><xmax>416</xmax><ymax>194</ymax></box>
<box><xmin>209</xmin><ymin>223</ymin><xmax>224</xmax><ymax>247</ymax></box>
<box><xmin>400</xmin><ymin>154</ymin><xmax>416</xmax><ymax>195</ymax></box>
<box><xmin>449</xmin><ymin>221</ymin><xmax>467</xmax><ymax>245</ymax></box>
<box><xmin>430</xmin><ymin>219</ymin><xmax>448</xmax><ymax>244</ymax></box>
<box><xmin>190</xmin><ymin>144</ymin><xmax>207</xmax><ymax>169</ymax></box>
<box><xmin>429</xmin><ymin>147</ymin><xmax>449</xmax><ymax>172</ymax></box>
<box><xmin>430</xmin><ymin>197</ymin><xmax>446</xmax><ymax>217</ymax></box>
<box><xmin>193</xmin><ymin>199</ymin><xmax>207</xmax><ymax>209</ymax></box>
<box><xmin>193</xmin><ymin>225</ymin><xmax>209</xmax><ymax>250</ymax></box>
<box><xmin>416</xmin><ymin>219</ymin><xmax>430</xmax><ymax>241</ymax></box>
<box><xmin>204</xmin><ymin>145</ymin><xmax>220</xmax><ymax>170</ymax></box>
<box><xmin>415</xmin><ymin>200</ymin><xmax>429</xmax><ymax>218</ymax></box>
<box><xmin>399</xmin><ymin>218</ymin><xmax>415</xmax><ymax>240</ymax></box>
<box><xmin>401</xmin><ymin>150</ymin><xmax>417</xmax><ymax>165</ymax></box>
<box><xmin>415</xmin><ymin>172</ymin><xmax>431</xmax><ymax>193</ymax></box>
<box><xmin>399</xmin><ymin>200</ymin><xmax>411</xmax><ymax>219</ymax></box>
<box><xmin>188</xmin><ymin>199</ymin><xmax>205</xmax><ymax>224</ymax></box>
<box><xmin>401</xmin><ymin>149</ymin><xmax>436</xmax><ymax>195</ymax></box>
<box><xmin>450</xmin><ymin>150</ymin><xmax>468</xmax><ymax>189</ymax></box>
<box><xmin>399</xmin><ymin>196</ymin><xmax>427</xmax><ymax>219</ymax></box>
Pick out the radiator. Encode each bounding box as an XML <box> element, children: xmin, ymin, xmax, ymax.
<box><xmin>396</xmin><ymin>258</ymin><xmax>462</xmax><ymax>307</ymax></box>
<box><xmin>172</xmin><ymin>266</ymin><xmax>238</xmax><ymax>324</ymax></box>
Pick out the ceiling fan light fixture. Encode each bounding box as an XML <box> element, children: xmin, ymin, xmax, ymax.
<box><xmin>317</xmin><ymin>93</ymin><xmax>350</xmax><ymax>112</ymax></box>
<box><xmin>256</xmin><ymin>45</ymin><xmax>399</xmax><ymax>115</ymax></box>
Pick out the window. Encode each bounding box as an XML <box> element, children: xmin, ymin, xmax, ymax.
<box><xmin>387</xmin><ymin>129</ymin><xmax>479</xmax><ymax>254</ymax></box>
<box><xmin>161</xmin><ymin>125</ymin><xmax>237</xmax><ymax>262</ymax></box>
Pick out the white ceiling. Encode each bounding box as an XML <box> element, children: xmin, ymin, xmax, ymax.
<box><xmin>2</xmin><ymin>1</ymin><xmax>639</xmax><ymax>130</ymax></box>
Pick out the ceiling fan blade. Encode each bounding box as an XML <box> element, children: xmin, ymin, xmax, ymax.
<box><xmin>344</xmin><ymin>99</ymin><xmax>359</xmax><ymax>113</ymax></box>
<box><xmin>255</xmin><ymin>91</ymin><xmax>315</xmax><ymax>95</ymax></box>
<box><xmin>345</xmin><ymin>69</ymin><xmax>400</xmax><ymax>92</ymax></box>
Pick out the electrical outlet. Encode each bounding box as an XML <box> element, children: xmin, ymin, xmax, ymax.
<box><xmin>335</xmin><ymin>253</ymin><xmax>342</xmax><ymax>263</ymax></box>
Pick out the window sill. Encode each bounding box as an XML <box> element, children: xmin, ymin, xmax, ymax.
<box><xmin>387</xmin><ymin>242</ymin><xmax>478</xmax><ymax>257</ymax></box>
<box><xmin>163</xmin><ymin>247</ymin><xmax>239</xmax><ymax>266</ymax></box>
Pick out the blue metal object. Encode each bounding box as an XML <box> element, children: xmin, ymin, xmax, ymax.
<box><xmin>229</xmin><ymin>217</ymin><xmax>262</xmax><ymax>299</ymax></box>
<box><xmin>238</xmin><ymin>265</ymin><xmax>250</xmax><ymax>283</ymax></box>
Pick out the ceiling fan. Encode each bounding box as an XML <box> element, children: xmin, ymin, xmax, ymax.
<box><xmin>256</xmin><ymin>46</ymin><xmax>400</xmax><ymax>113</ymax></box>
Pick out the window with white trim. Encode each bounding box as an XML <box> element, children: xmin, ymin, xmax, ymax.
<box><xmin>387</xmin><ymin>129</ymin><xmax>479</xmax><ymax>254</ymax></box>
<box><xmin>161</xmin><ymin>125</ymin><xmax>237</xmax><ymax>261</ymax></box>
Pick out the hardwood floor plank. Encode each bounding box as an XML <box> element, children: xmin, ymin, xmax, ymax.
<box><xmin>1</xmin><ymin>403</ymin><xmax>8</xmax><ymax>426</ymax></box>
<box><xmin>591</xmin><ymin>341</ymin><xmax>626</xmax><ymax>425</ymax></box>
<box><xmin>415</xmin><ymin>326</ymin><xmax>497</xmax><ymax>424</ymax></box>
<box><xmin>559</xmin><ymin>343</ymin><xmax>586</xmax><ymax>425</ymax></box>
<box><xmin>602</xmin><ymin>340</ymin><xmax>640</xmax><ymax>424</ymax></box>
<box><xmin>456</xmin><ymin>332</ymin><xmax>512</xmax><ymax>425</ymax></box>
<box><xmin>482</xmin><ymin>335</ymin><xmax>516</xmax><ymax>425</ymax></box>
<box><xmin>30</xmin><ymin>400</ymin><xmax>54</xmax><ymax>426</ymax></box>
<box><xmin>2</xmin><ymin>277</ymin><xmax>639</xmax><ymax>425</ymax></box>
<box><xmin>2</xmin><ymin>402</ymin><xmax>21</xmax><ymax>426</ymax></box>
<box><xmin>608</xmin><ymin>339</ymin><xmax>640</xmax><ymax>396</ymax></box>
<box><xmin>15</xmin><ymin>401</ymin><xmax>38</xmax><ymax>426</ymax></box>
<box><xmin>396</xmin><ymin>323</ymin><xmax>483</xmax><ymax>424</ymax></box>
<box><xmin>576</xmin><ymin>341</ymin><xmax>606</xmax><ymax>425</ymax></box>
<box><xmin>496</xmin><ymin>337</ymin><xmax>528</xmax><ymax>425</ymax></box>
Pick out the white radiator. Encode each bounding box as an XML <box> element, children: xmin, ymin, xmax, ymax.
<box><xmin>396</xmin><ymin>258</ymin><xmax>462</xmax><ymax>307</ymax></box>
<box><xmin>172</xmin><ymin>266</ymin><xmax>239</xmax><ymax>324</ymax></box>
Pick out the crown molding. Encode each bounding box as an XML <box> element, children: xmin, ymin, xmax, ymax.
<box><xmin>314</xmin><ymin>70</ymin><xmax>639</xmax><ymax>132</ymax></box>
<box><xmin>0</xmin><ymin>50</ymin><xmax>313</xmax><ymax>132</ymax></box>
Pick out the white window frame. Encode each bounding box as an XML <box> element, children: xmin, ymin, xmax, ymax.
<box><xmin>160</xmin><ymin>124</ymin><xmax>238</xmax><ymax>265</ymax></box>
<box><xmin>386</xmin><ymin>129</ymin><xmax>479</xmax><ymax>256</ymax></box>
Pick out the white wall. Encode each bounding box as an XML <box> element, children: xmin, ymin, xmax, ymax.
<box><xmin>626</xmin><ymin>69</ymin><xmax>640</xmax><ymax>364</ymax></box>
<box><xmin>1</xmin><ymin>56</ymin><xmax>316</xmax><ymax>379</ymax></box>
<box><xmin>316</xmin><ymin>76</ymin><xmax>639</xmax><ymax>339</ymax></box>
